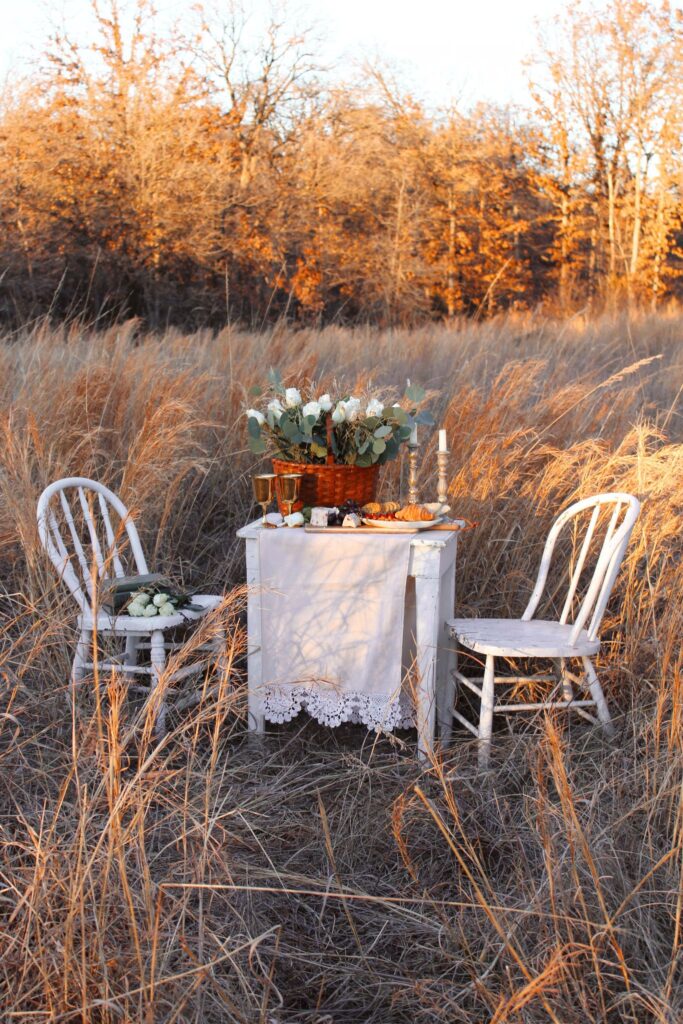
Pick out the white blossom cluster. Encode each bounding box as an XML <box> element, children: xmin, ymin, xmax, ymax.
<box><xmin>246</xmin><ymin>392</ymin><xmax>384</xmax><ymax>425</ymax></box>
<box><xmin>127</xmin><ymin>591</ymin><xmax>176</xmax><ymax>617</ymax></box>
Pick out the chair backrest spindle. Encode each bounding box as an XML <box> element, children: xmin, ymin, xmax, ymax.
<box><xmin>37</xmin><ymin>477</ymin><xmax>149</xmax><ymax>613</ymax></box>
<box><xmin>522</xmin><ymin>492</ymin><xmax>640</xmax><ymax>647</ymax></box>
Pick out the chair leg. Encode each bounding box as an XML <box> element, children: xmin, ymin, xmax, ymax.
<box><xmin>214</xmin><ymin>624</ymin><xmax>228</xmax><ymax>678</ymax></box>
<box><xmin>70</xmin><ymin>628</ymin><xmax>92</xmax><ymax>707</ymax></box>
<box><xmin>478</xmin><ymin>654</ymin><xmax>495</xmax><ymax>769</ymax></box>
<box><xmin>150</xmin><ymin>630</ymin><xmax>168</xmax><ymax>739</ymax></box>
<box><xmin>438</xmin><ymin>640</ymin><xmax>457</xmax><ymax>748</ymax></box>
<box><xmin>582</xmin><ymin>656</ymin><xmax>614</xmax><ymax>737</ymax></box>
<box><xmin>125</xmin><ymin>634</ymin><xmax>139</xmax><ymax>668</ymax></box>
<box><xmin>558</xmin><ymin>658</ymin><xmax>574</xmax><ymax>701</ymax></box>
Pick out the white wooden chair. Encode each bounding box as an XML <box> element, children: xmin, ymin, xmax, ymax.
<box><xmin>445</xmin><ymin>492</ymin><xmax>640</xmax><ymax>767</ymax></box>
<box><xmin>37</xmin><ymin>477</ymin><xmax>225</xmax><ymax>736</ymax></box>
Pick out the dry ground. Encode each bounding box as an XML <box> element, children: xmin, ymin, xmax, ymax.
<box><xmin>0</xmin><ymin>309</ymin><xmax>681</xmax><ymax>1022</ymax></box>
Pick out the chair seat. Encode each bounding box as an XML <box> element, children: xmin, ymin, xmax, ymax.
<box><xmin>448</xmin><ymin>618</ymin><xmax>600</xmax><ymax>657</ymax></box>
<box><xmin>79</xmin><ymin>594</ymin><xmax>223</xmax><ymax>633</ymax></box>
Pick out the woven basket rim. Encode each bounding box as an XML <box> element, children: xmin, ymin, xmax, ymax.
<box><xmin>272</xmin><ymin>459</ymin><xmax>379</xmax><ymax>472</ymax></box>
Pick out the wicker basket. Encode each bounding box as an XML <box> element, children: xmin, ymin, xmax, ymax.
<box><xmin>272</xmin><ymin>458</ymin><xmax>379</xmax><ymax>513</ymax></box>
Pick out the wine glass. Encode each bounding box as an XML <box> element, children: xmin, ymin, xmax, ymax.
<box><xmin>278</xmin><ymin>474</ymin><xmax>302</xmax><ymax>518</ymax></box>
<box><xmin>252</xmin><ymin>473</ymin><xmax>276</xmax><ymax>527</ymax></box>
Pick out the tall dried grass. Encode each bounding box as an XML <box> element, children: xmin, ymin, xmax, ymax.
<box><xmin>0</xmin><ymin>308</ymin><xmax>681</xmax><ymax>1021</ymax></box>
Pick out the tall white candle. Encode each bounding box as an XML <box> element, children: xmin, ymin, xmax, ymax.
<box><xmin>410</xmin><ymin>423</ymin><xmax>418</xmax><ymax>445</ymax></box>
<box><xmin>438</xmin><ymin>429</ymin><xmax>448</xmax><ymax>452</ymax></box>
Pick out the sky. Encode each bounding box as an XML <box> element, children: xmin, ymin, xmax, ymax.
<box><xmin>0</xmin><ymin>0</ymin><xmax>567</xmax><ymax>108</ymax></box>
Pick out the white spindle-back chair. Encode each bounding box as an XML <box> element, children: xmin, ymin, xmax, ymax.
<box><xmin>37</xmin><ymin>477</ymin><xmax>225</xmax><ymax>735</ymax></box>
<box><xmin>445</xmin><ymin>492</ymin><xmax>640</xmax><ymax>767</ymax></box>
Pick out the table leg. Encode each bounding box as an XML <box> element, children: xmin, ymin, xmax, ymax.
<box><xmin>415</xmin><ymin>574</ymin><xmax>440</xmax><ymax>761</ymax></box>
<box><xmin>248</xmin><ymin>693</ymin><xmax>265</xmax><ymax>734</ymax></box>
<box><xmin>245</xmin><ymin>536</ymin><xmax>265</xmax><ymax>735</ymax></box>
<box><xmin>436</xmin><ymin>558</ymin><xmax>457</xmax><ymax>747</ymax></box>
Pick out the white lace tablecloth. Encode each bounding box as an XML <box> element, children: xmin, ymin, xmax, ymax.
<box><xmin>258</xmin><ymin>528</ymin><xmax>414</xmax><ymax>731</ymax></box>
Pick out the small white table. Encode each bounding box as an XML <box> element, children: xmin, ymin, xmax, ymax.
<box><xmin>236</xmin><ymin>520</ymin><xmax>458</xmax><ymax>759</ymax></box>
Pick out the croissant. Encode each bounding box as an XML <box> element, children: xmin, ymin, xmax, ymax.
<box><xmin>362</xmin><ymin>502</ymin><xmax>383</xmax><ymax>514</ymax></box>
<box><xmin>396</xmin><ymin>504</ymin><xmax>433</xmax><ymax>522</ymax></box>
<box><xmin>381</xmin><ymin>501</ymin><xmax>401</xmax><ymax>513</ymax></box>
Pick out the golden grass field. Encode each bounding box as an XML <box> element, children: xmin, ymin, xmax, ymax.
<box><xmin>0</xmin><ymin>308</ymin><xmax>682</xmax><ymax>1022</ymax></box>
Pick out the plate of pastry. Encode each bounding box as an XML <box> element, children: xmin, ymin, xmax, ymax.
<box><xmin>361</xmin><ymin>502</ymin><xmax>443</xmax><ymax>530</ymax></box>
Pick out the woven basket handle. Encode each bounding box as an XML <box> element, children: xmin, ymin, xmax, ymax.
<box><xmin>325</xmin><ymin>414</ymin><xmax>335</xmax><ymax>465</ymax></box>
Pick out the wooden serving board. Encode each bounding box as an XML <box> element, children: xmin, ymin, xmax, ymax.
<box><xmin>304</xmin><ymin>520</ymin><xmax>468</xmax><ymax>535</ymax></box>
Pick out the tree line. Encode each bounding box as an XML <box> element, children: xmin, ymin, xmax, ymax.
<box><xmin>1</xmin><ymin>0</ymin><xmax>681</xmax><ymax>328</ymax></box>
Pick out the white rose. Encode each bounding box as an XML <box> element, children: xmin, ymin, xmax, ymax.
<box><xmin>143</xmin><ymin>605</ymin><xmax>158</xmax><ymax>617</ymax></box>
<box><xmin>127</xmin><ymin>601</ymin><xmax>145</xmax><ymax>617</ymax></box>
<box><xmin>153</xmin><ymin>593</ymin><xmax>169</xmax><ymax>607</ymax></box>
<box><xmin>331</xmin><ymin>402</ymin><xmax>346</xmax><ymax>424</ymax></box>
<box><xmin>246</xmin><ymin>408</ymin><xmax>265</xmax><ymax>425</ymax></box>
<box><xmin>285</xmin><ymin>387</ymin><xmax>302</xmax><ymax>408</ymax></box>
<box><xmin>345</xmin><ymin>397</ymin><xmax>361</xmax><ymax>422</ymax></box>
<box><xmin>284</xmin><ymin>511</ymin><xmax>304</xmax><ymax>527</ymax></box>
<box><xmin>267</xmin><ymin>398</ymin><xmax>284</xmax><ymax>416</ymax></box>
<box><xmin>318</xmin><ymin>393</ymin><xmax>333</xmax><ymax>412</ymax></box>
<box><xmin>159</xmin><ymin>602</ymin><xmax>176</xmax><ymax>616</ymax></box>
<box><xmin>302</xmin><ymin>401</ymin><xmax>322</xmax><ymax>420</ymax></box>
<box><xmin>365</xmin><ymin>398</ymin><xmax>384</xmax><ymax>418</ymax></box>
<box><xmin>132</xmin><ymin>592</ymin><xmax>150</xmax><ymax>607</ymax></box>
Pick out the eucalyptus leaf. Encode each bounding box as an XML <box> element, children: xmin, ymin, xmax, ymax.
<box><xmin>248</xmin><ymin>384</ymin><xmax>263</xmax><ymax>397</ymax></box>
<box><xmin>356</xmin><ymin>452</ymin><xmax>373</xmax><ymax>467</ymax></box>
<box><xmin>384</xmin><ymin>438</ymin><xmax>400</xmax><ymax>460</ymax></box>
<box><xmin>416</xmin><ymin>409</ymin><xmax>436</xmax><ymax>426</ymax></box>
<box><xmin>247</xmin><ymin>416</ymin><xmax>262</xmax><ymax>438</ymax></box>
<box><xmin>374</xmin><ymin>425</ymin><xmax>392</xmax><ymax>438</ymax></box>
<box><xmin>248</xmin><ymin>435</ymin><xmax>267</xmax><ymax>454</ymax></box>
<box><xmin>268</xmin><ymin>367</ymin><xmax>285</xmax><ymax>395</ymax></box>
<box><xmin>372</xmin><ymin>438</ymin><xmax>386</xmax><ymax>455</ymax></box>
<box><xmin>386</xmin><ymin>405</ymin><xmax>407</xmax><ymax>425</ymax></box>
<box><xmin>405</xmin><ymin>383</ymin><xmax>426</xmax><ymax>403</ymax></box>
<box><xmin>280</xmin><ymin>416</ymin><xmax>299</xmax><ymax>440</ymax></box>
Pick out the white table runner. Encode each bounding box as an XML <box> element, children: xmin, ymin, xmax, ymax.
<box><xmin>258</xmin><ymin>529</ymin><xmax>414</xmax><ymax>731</ymax></box>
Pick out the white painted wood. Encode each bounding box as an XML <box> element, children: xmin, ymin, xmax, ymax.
<box><xmin>98</xmin><ymin>492</ymin><xmax>125</xmax><ymax>577</ymax></box>
<box><xmin>415</xmin><ymin>572</ymin><xmax>441</xmax><ymax>760</ymax></box>
<box><xmin>37</xmin><ymin>477</ymin><xmax>225</xmax><ymax>735</ymax></box>
<box><xmin>452</xmin><ymin>707</ymin><xmax>479</xmax><ymax>736</ymax></box>
<box><xmin>478</xmin><ymin>655</ymin><xmax>495</xmax><ymax>768</ymax></box>
<box><xmin>447</xmin><ymin>492</ymin><xmax>639</xmax><ymax>764</ymax></box>
<box><xmin>521</xmin><ymin>492</ymin><xmax>639</xmax><ymax>644</ymax></box>
<box><xmin>448</xmin><ymin>618</ymin><xmax>601</xmax><ymax>657</ymax></box>
<box><xmin>436</xmin><ymin>552</ymin><xmax>457</xmax><ymax>746</ymax></box>
<box><xmin>583</xmin><ymin>655</ymin><xmax>614</xmax><ymax>736</ymax></box>
<box><xmin>237</xmin><ymin>519</ymin><xmax>458</xmax><ymax>758</ymax></box>
<box><xmin>244</xmin><ymin>534</ymin><xmax>265</xmax><ymax>734</ymax></box>
<box><xmin>150</xmin><ymin>630</ymin><xmax>167</xmax><ymax>737</ymax></box>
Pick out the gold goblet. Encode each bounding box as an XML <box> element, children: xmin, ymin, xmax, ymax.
<box><xmin>252</xmin><ymin>473</ymin><xmax>276</xmax><ymax>527</ymax></box>
<box><xmin>278</xmin><ymin>473</ymin><xmax>302</xmax><ymax>518</ymax></box>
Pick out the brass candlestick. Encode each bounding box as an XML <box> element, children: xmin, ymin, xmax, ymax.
<box><xmin>407</xmin><ymin>443</ymin><xmax>420</xmax><ymax>505</ymax></box>
<box><xmin>437</xmin><ymin>449</ymin><xmax>449</xmax><ymax>506</ymax></box>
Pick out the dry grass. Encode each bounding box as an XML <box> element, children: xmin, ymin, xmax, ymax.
<box><xmin>0</xmin><ymin>307</ymin><xmax>681</xmax><ymax>1022</ymax></box>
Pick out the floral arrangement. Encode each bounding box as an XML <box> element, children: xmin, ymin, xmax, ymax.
<box><xmin>125</xmin><ymin>584</ymin><xmax>200</xmax><ymax>618</ymax></box>
<box><xmin>245</xmin><ymin>370</ymin><xmax>434</xmax><ymax>466</ymax></box>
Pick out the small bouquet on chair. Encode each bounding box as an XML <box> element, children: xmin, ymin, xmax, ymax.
<box><xmin>99</xmin><ymin>574</ymin><xmax>206</xmax><ymax>618</ymax></box>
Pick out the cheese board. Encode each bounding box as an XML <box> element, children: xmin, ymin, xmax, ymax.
<box><xmin>303</xmin><ymin>518</ymin><xmax>473</xmax><ymax>535</ymax></box>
